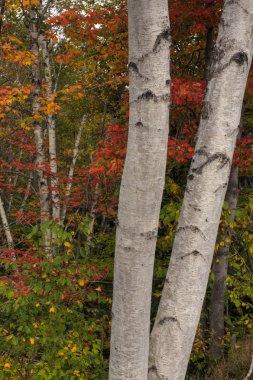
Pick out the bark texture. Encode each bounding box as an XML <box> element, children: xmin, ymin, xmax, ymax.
<box><xmin>41</xmin><ymin>37</ymin><xmax>61</xmax><ymax>223</ymax></box>
<box><xmin>109</xmin><ymin>1</ymin><xmax>170</xmax><ymax>379</ymax></box>
<box><xmin>29</xmin><ymin>9</ymin><xmax>51</xmax><ymax>251</ymax></box>
<box><xmin>149</xmin><ymin>2</ymin><xmax>253</xmax><ymax>379</ymax></box>
<box><xmin>209</xmin><ymin>165</ymin><xmax>238</xmax><ymax>359</ymax></box>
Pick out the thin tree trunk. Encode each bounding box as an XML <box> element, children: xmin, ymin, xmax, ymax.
<box><xmin>0</xmin><ymin>195</ymin><xmax>13</xmax><ymax>249</ymax></box>
<box><xmin>149</xmin><ymin>2</ymin><xmax>253</xmax><ymax>379</ymax></box>
<box><xmin>204</xmin><ymin>1</ymin><xmax>215</xmax><ymax>82</ymax></box>
<box><xmin>209</xmin><ymin>165</ymin><xmax>239</xmax><ymax>359</ymax></box>
<box><xmin>41</xmin><ymin>37</ymin><xmax>61</xmax><ymax>223</ymax></box>
<box><xmin>19</xmin><ymin>170</ymin><xmax>34</xmax><ymax>215</ymax></box>
<box><xmin>61</xmin><ymin>117</ymin><xmax>85</xmax><ymax>222</ymax></box>
<box><xmin>208</xmin><ymin>104</ymin><xmax>244</xmax><ymax>359</ymax></box>
<box><xmin>204</xmin><ymin>26</ymin><xmax>214</xmax><ymax>82</ymax></box>
<box><xmin>244</xmin><ymin>355</ymin><xmax>253</xmax><ymax>380</ymax></box>
<box><xmin>0</xmin><ymin>0</ymin><xmax>5</xmax><ymax>36</ymax></box>
<box><xmin>29</xmin><ymin>9</ymin><xmax>51</xmax><ymax>252</ymax></box>
<box><xmin>109</xmin><ymin>1</ymin><xmax>171</xmax><ymax>378</ymax></box>
<box><xmin>8</xmin><ymin>150</ymin><xmax>23</xmax><ymax>212</ymax></box>
<box><xmin>87</xmin><ymin>183</ymin><xmax>98</xmax><ymax>255</ymax></box>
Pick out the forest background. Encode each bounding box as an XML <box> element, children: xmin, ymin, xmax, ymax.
<box><xmin>0</xmin><ymin>0</ymin><xmax>252</xmax><ymax>379</ymax></box>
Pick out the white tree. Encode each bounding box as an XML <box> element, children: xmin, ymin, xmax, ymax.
<box><xmin>109</xmin><ymin>0</ymin><xmax>171</xmax><ymax>378</ymax></box>
<box><xmin>149</xmin><ymin>1</ymin><xmax>253</xmax><ymax>379</ymax></box>
<box><xmin>0</xmin><ymin>195</ymin><xmax>14</xmax><ymax>249</ymax></box>
<box><xmin>41</xmin><ymin>37</ymin><xmax>61</xmax><ymax>224</ymax></box>
<box><xmin>29</xmin><ymin>8</ymin><xmax>51</xmax><ymax>252</ymax></box>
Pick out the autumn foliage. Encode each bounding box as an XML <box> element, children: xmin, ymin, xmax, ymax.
<box><xmin>0</xmin><ymin>0</ymin><xmax>252</xmax><ymax>378</ymax></box>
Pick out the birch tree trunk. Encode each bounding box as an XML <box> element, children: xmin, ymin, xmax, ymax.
<box><xmin>41</xmin><ymin>37</ymin><xmax>61</xmax><ymax>223</ymax></box>
<box><xmin>61</xmin><ymin>117</ymin><xmax>84</xmax><ymax>222</ymax></box>
<box><xmin>87</xmin><ymin>183</ymin><xmax>99</xmax><ymax>255</ymax></box>
<box><xmin>149</xmin><ymin>2</ymin><xmax>253</xmax><ymax>379</ymax></box>
<box><xmin>109</xmin><ymin>1</ymin><xmax>170</xmax><ymax>378</ymax></box>
<box><xmin>29</xmin><ymin>9</ymin><xmax>51</xmax><ymax>252</ymax></box>
<box><xmin>209</xmin><ymin>165</ymin><xmax>239</xmax><ymax>359</ymax></box>
<box><xmin>0</xmin><ymin>195</ymin><xmax>14</xmax><ymax>249</ymax></box>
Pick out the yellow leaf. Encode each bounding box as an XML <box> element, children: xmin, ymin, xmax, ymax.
<box><xmin>71</xmin><ymin>345</ymin><xmax>77</xmax><ymax>353</ymax></box>
<box><xmin>30</xmin><ymin>337</ymin><xmax>35</xmax><ymax>345</ymax></box>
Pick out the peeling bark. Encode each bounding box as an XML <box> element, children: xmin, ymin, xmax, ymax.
<box><xmin>149</xmin><ymin>1</ymin><xmax>253</xmax><ymax>379</ymax></box>
<box><xmin>109</xmin><ymin>1</ymin><xmax>170</xmax><ymax>378</ymax></box>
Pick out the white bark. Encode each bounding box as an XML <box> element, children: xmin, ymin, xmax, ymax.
<box><xmin>29</xmin><ymin>9</ymin><xmax>51</xmax><ymax>252</ymax></box>
<box><xmin>0</xmin><ymin>195</ymin><xmax>14</xmax><ymax>249</ymax></box>
<box><xmin>61</xmin><ymin>117</ymin><xmax>84</xmax><ymax>222</ymax></box>
<box><xmin>109</xmin><ymin>1</ymin><xmax>170</xmax><ymax>378</ymax></box>
<box><xmin>149</xmin><ymin>2</ymin><xmax>253</xmax><ymax>379</ymax></box>
<box><xmin>41</xmin><ymin>37</ymin><xmax>61</xmax><ymax>223</ymax></box>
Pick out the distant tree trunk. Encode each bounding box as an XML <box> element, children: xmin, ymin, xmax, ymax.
<box><xmin>61</xmin><ymin>117</ymin><xmax>85</xmax><ymax>222</ymax></box>
<box><xmin>0</xmin><ymin>195</ymin><xmax>13</xmax><ymax>249</ymax></box>
<box><xmin>209</xmin><ymin>165</ymin><xmax>239</xmax><ymax>359</ymax></box>
<box><xmin>29</xmin><ymin>9</ymin><xmax>51</xmax><ymax>252</ymax></box>
<box><xmin>19</xmin><ymin>171</ymin><xmax>33</xmax><ymax>215</ymax></box>
<box><xmin>8</xmin><ymin>150</ymin><xmax>23</xmax><ymax>212</ymax></box>
<box><xmin>204</xmin><ymin>1</ymin><xmax>214</xmax><ymax>82</ymax></box>
<box><xmin>204</xmin><ymin>26</ymin><xmax>214</xmax><ymax>81</ymax></box>
<box><xmin>87</xmin><ymin>183</ymin><xmax>99</xmax><ymax>255</ymax></box>
<box><xmin>209</xmin><ymin>105</ymin><xmax>244</xmax><ymax>359</ymax></box>
<box><xmin>0</xmin><ymin>0</ymin><xmax>5</xmax><ymax>36</ymax></box>
<box><xmin>109</xmin><ymin>0</ymin><xmax>171</xmax><ymax>378</ymax></box>
<box><xmin>41</xmin><ymin>37</ymin><xmax>61</xmax><ymax>224</ymax></box>
<box><xmin>149</xmin><ymin>1</ymin><xmax>253</xmax><ymax>379</ymax></box>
